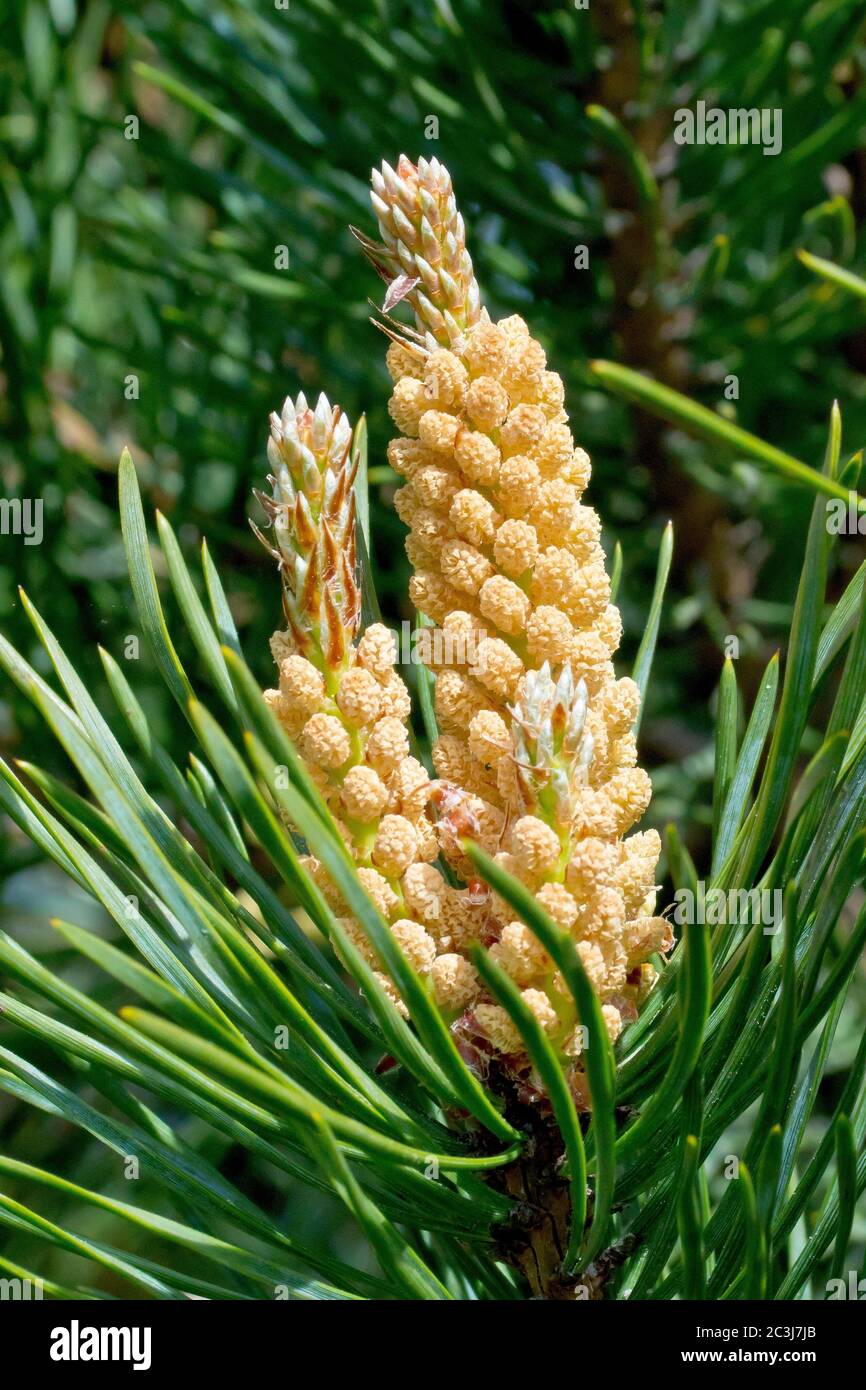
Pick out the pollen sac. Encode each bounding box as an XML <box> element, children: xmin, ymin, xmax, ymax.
<box><xmin>340</xmin><ymin>765</ymin><xmax>389</xmax><ymax>822</ymax></box>
<box><xmin>336</xmin><ymin>666</ymin><xmax>382</xmax><ymax>727</ymax></box>
<box><xmin>300</xmin><ymin>713</ymin><xmax>352</xmax><ymax>770</ymax></box>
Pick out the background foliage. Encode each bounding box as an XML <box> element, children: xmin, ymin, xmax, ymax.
<box><xmin>1</xmin><ymin>0</ymin><xmax>866</xmax><ymax>1294</ymax></box>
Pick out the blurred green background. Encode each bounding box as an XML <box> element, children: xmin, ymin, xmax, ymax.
<box><xmin>2</xmin><ymin>0</ymin><xmax>866</xmax><ymax>1287</ymax></box>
